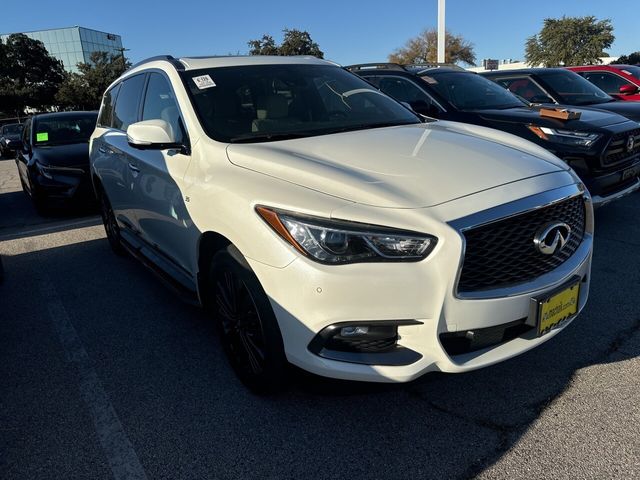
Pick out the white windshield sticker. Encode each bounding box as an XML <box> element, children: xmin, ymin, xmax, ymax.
<box><xmin>192</xmin><ymin>75</ymin><xmax>216</xmax><ymax>89</ymax></box>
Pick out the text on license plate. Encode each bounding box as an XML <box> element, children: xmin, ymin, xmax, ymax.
<box><xmin>538</xmin><ymin>282</ymin><xmax>580</xmax><ymax>335</ymax></box>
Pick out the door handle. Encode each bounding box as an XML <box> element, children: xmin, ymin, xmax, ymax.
<box><xmin>98</xmin><ymin>146</ymin><xmax>108</xmax><ymax>154</ymax></box>
<box><xmin>128</xmin><ymin>163</ymin><xmax>140</xmax><ymax>172</ymax></box>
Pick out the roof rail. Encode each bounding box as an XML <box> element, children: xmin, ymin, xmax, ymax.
<box><xmin>128</xmin><ymin>55</ymin><xmax>185</xmax><ymax>72</ymax></box>
<box><xmin>408</xmin><ymin>63</ymin><xmax>466</xmax><ymax>73</ymax></box>
<box><xmin>345</xmin><ymin>63</ymin><xmax>407</xmax><ymax>72</ymax></box>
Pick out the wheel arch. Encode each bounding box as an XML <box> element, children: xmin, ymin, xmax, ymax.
<box><xmin>196</xmin><ymin>231</ymin><xmax>233</xmax><ymax>307</ymax></box>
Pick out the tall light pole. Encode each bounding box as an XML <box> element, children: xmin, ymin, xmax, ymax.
<box><xmin>437</xmin><ymin>0</ymin><xmax>446</xmax><ymax>63</ymax></box>
<box><xmin>115</xmin><ymin>47</ymin><xmax>130</xmax><ymax>74</ymax></box>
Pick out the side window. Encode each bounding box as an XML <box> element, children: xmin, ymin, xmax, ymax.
<box><xmin>368</xmin><ymin>75</ymin><xmax>442</xmax><ymax>112</ymax></box>
<box><xmin>113</xmin><ymin>74</ymin><xmax>146</xmax><ymax>131</ymax></box>
<box><xmin>97</xmin><ymin>83</ymin><xmax>120</xmax><ymax>128</ymax></box>
<box><xmin>583</xmin><ymin>72</ymin><xmax>631</xmax><ymax>94</ymax></box>
<box><xmin>141</xmin><ymin>72</ymin><xmax>185</xmax><ymax>143</ymax></box>
<box><xmin>22</xmin><ymin>119</ymin><xmax>32</xmax><ymax>149</ymax></box>
<box><xmin>496</xmin><ymin>77</ymin><xmax>548</xmax><ymax>102</ymax></box>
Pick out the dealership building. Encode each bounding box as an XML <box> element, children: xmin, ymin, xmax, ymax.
<box><xmin>0</xmin><ymin>26</ymin><xmax>124</xmax><ymax>73</ymax></box>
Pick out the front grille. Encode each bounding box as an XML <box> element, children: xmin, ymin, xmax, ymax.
<box><xmin>602</xmin><ymin>129</ymin><xmax>640</xmax><ymax>166</ymax></box>
<box><xmin>458</xmin><ymin>196</ymin><xmax>586</xmax><ymax>292</ymax></box>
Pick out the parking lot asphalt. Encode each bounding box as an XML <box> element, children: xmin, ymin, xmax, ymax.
<box><xmin>1</xmin><ymin>155</ymin><xmax>639</xmax><ymax>480</ymax></box>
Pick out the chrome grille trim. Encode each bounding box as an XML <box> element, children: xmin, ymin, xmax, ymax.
<box><xmin>449</xmin><ymin>183</ymin><xmax>594</xmax><ymax>300</ymax></box>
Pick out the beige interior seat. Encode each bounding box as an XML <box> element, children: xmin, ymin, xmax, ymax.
<box><xmin>252</xmin><ymin>95</ymin><xmax>300</xmax><ymax>132</ymax></box>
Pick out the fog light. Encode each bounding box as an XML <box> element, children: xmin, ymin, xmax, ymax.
<box><xmin>340</xmin><ymin>325</ymin><xmax>369</xmax><ymax>337</ymax></box>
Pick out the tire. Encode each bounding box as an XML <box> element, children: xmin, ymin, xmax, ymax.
<box><xmin>209</xmin><ymin>245</ymin><xmax>288</xmax><ymax>393</ymax></box>
<box><xmin>98</xmin><ymin>185</ymin><xmax>126</xmax><ymax>255</ymax></box>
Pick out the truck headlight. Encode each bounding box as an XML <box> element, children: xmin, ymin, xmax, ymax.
<box><xmin>527</xmin><ymin>126</ymin><xmax>601</xmax><ymax>147</ymax></box>
<box><xmin>256</xmin><ymin>206</ymin><xmax>437</xmax><ymax>264</ymax></box>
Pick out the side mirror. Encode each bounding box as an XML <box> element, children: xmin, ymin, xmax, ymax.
<box><xmin>619</xmin><ymin>84</ymin><xmax>639</xmax><ymax>95</ymax></box>
<box><xmin>127</xmin><ymin>120</ymin><xmax>182</xmax><ymax>150</ymax></box>
<box><xmin>409</xmin><ymin>100</ymin><xmax>440</xmax><ymax>118</ymax></box>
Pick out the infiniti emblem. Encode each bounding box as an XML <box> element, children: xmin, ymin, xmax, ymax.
<box><xmin>534</xmin><ymin>222</ymin><xmax>571</xmax><ymax>255</ymax></box>
<box><xmin>627</xmin><ymin>135</ymin><xmax>635</xmax><ymax>153</ymax></box>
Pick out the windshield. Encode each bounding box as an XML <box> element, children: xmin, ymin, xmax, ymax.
<box><xmin>619</xmin><ymin>66</ymin><xmax>640</xmax><ymax>80</ymax></box>
<box><xmin>2</xmin><ymin>124</ymin><xmax>23</xmax><ymax>135</ymax></box>
<box><xmin>421</xmin><ymin>72</ymin><xmax>526</xmax><ymax>110</ymax></box>
<box><xmin>33</xmin><ymin>114</ymin><xmax>97</xmax><ymax>146</ymax></box>
<box><xmin>540</xmin><ymin>71</ymin><xmax>613</xmax><ymax>105</ymax></box>
<box><xmin>183</xmin><ymin>64</ymin><xmax>420</xmax><ymax>143</ymax></box>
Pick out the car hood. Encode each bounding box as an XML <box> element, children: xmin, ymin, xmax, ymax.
<box><xmin>586</xmin><ymin>101</ymin><xmax>640</xmax><ymax>123</ymax></box>
<box><xmin>34</xmin><ymin>142</ymin><xmax>90</xmax><ymax>168</ymax></box>
<box><xmin>478</xmin><ymin>106</ymin><xmax>632</xmax><ymax>130</ymax></box>
<box><xmin>226</xmin><ymin>122</ymin><xmax>569</xmax><ymax>208</ymax></box>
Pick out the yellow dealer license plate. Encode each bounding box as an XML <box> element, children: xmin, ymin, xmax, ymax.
<box><xmin>537</xmin><ymin>281</ymin><xmax>580</xmax><ymax>335</ymax></box>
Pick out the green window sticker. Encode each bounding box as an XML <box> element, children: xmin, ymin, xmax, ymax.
<box><xmin>36</xmin><ymin>132</ymin><xmax>49</xmax><ymax>142</ymax></box>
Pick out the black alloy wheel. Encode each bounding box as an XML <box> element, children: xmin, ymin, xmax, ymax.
<box><xmin>98</xmin><ymin>187</ymin><xmax>125</xmax><ymax>255</ymax></box>
<box><xmin>210</xmin><ymin>246</ymin><xmax>287</xmax><ymax>393</ymax></box>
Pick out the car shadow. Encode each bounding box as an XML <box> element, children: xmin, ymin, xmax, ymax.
<box><xmin>1</xmin><ymin>192</ymin><xmax>638</xmax><ymax>479</ymax></box>
<box><xmin>0</xmin><ymin>187</ymin><xmax>99</xmax><ymax>236</ymax></box>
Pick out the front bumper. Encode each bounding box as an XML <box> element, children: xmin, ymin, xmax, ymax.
<box><xmin>586</xmin><ymin>156</ymin><xmax>640</xmax><ymax>207</ymax></box>
<box><xmin>248</xmin><ymin>182</ymin><xmax>594</xmax><ymax>383</ymax></box>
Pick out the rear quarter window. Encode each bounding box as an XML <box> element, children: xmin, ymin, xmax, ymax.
<box><xmin>97</xmin><ymin>84</ymin><xmax>121</xmax><ymax>128</ymax></box>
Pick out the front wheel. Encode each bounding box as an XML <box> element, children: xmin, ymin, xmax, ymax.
<box><xmin>209</xmin><ymin>246</ymin><xmax>288</xmax><ymax>393</ymax></box>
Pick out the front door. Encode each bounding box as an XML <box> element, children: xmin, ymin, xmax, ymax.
<box><xmin>131</xmin><ymin>72</ymin><xmax>195</xmax><ymax>273</ymax></box>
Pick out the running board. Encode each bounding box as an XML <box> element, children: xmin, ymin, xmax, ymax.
<box><xmin>119</xmin><ymin>229</ymin><xmax>200</xmax><ymax>306</ymax></box>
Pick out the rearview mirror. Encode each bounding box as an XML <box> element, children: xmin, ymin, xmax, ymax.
<box><xmin>619</xmin><ymin>84</ymin><xmax>639</xmax><ymax>95</ymax></box>
<box><xmin>127</xmin><ymin>120</ymin><xmax>182</xmax><ymax>150</ymax></box>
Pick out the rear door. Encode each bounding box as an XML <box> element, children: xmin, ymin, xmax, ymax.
<box><xmin>93</xmin><ymin>74</ymin><xmax>147</xmax><ymax>232</ymax></box>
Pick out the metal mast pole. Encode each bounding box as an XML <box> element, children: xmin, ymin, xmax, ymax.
<box><xmin>437</xmin><ymin>0</ymin><xmax>446</xmax><ymax>63</ymax></box>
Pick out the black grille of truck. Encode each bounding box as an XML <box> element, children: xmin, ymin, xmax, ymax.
<box><xmin>602</xmin><ymin>129</ymin><xmax>640</xmax><ymax>166</ymax></box>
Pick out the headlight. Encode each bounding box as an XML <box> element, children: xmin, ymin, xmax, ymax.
<box><xmin>256</xmin><ymin>206</ymin><xmax>437</xmax><ymax>264</ymax></box>
<box><xmin>527</xmin><ymin>126</ymin><xmax>601</xmax><ymax>147</ymax></box>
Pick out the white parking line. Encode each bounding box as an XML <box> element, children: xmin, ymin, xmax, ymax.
<box><xmin>41</xmin><ymin>278</ymin><xmax>148</xmax><ymax>480</ymax></box>
<box><xmin>0</xmin><ymin>217</ymin><xmax>101</xmax><ymax>241</ymax></box>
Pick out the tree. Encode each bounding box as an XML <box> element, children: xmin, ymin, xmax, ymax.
<box><xmin>55</xmin><ymin>51</ymin><xmax>129</xmax><ymax>110</ymax></box>
<box><xmin>248</xmin><ymin>29</ymin><xmax>323</xmax><ymax>58</ymax></box>
<box><xmin>525</xmin><ymin>16</ymin><xmax>614</xmax><ymax>67</ymax></box>
<box><xmin>388</xmin><ymin>29</ymin><xmax>476</xmax><ymax>66</ymax></box>
<box><xmin>611</xmin><ymin>51</ymin><xmax>640</xmax><ymax>65</ymax></box>
<box><xmin>247</xmin><ymin>35</ymin><xmax>280</xmax><ymax>56</ymax></box>
<box><xmin>0</xmin><ymin>34</ymin><xmax>66</xmax><ymax>114</ymax></box>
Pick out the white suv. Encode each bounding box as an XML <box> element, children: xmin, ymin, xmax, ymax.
<box><xmin>90</xmin><ymin>55</ymin><xmax>593</xmax><ymax>391</ymax></box>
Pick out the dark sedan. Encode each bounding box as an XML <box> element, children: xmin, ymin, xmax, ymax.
<box><xmin>16</xmin><ymin>111</ymin><xmax>98</xmax><ymax>214</ymax></box>
<box><xmin>349</xmin><ymin>64</ymin><xmax>640</xmax><ymax>206</ymax></box>
<box><xmin>481</xmin><ymin>68</ymin><xmax>640</xmax><ymax>123</ymax></box>
<box><xmin>0</xmin><ymin>123</ymin><xmax>24</xmax><ymax>158</ymax></box>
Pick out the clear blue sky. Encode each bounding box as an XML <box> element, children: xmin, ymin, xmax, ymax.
<box><xmin>1</xmin><ymin>0</ymin><xmax>637</xmax><ymax>66</ymax></box>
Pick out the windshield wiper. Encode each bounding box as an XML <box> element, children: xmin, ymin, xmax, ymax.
<box><xmin>229</xmin><ymin>132</ymin><xmax>315</xmax><ymax>143</ymax></box>
<box><xmin>324</xmin><ymin>121</ymin><xmax>419</xmax><ymax>134</ymax></box>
